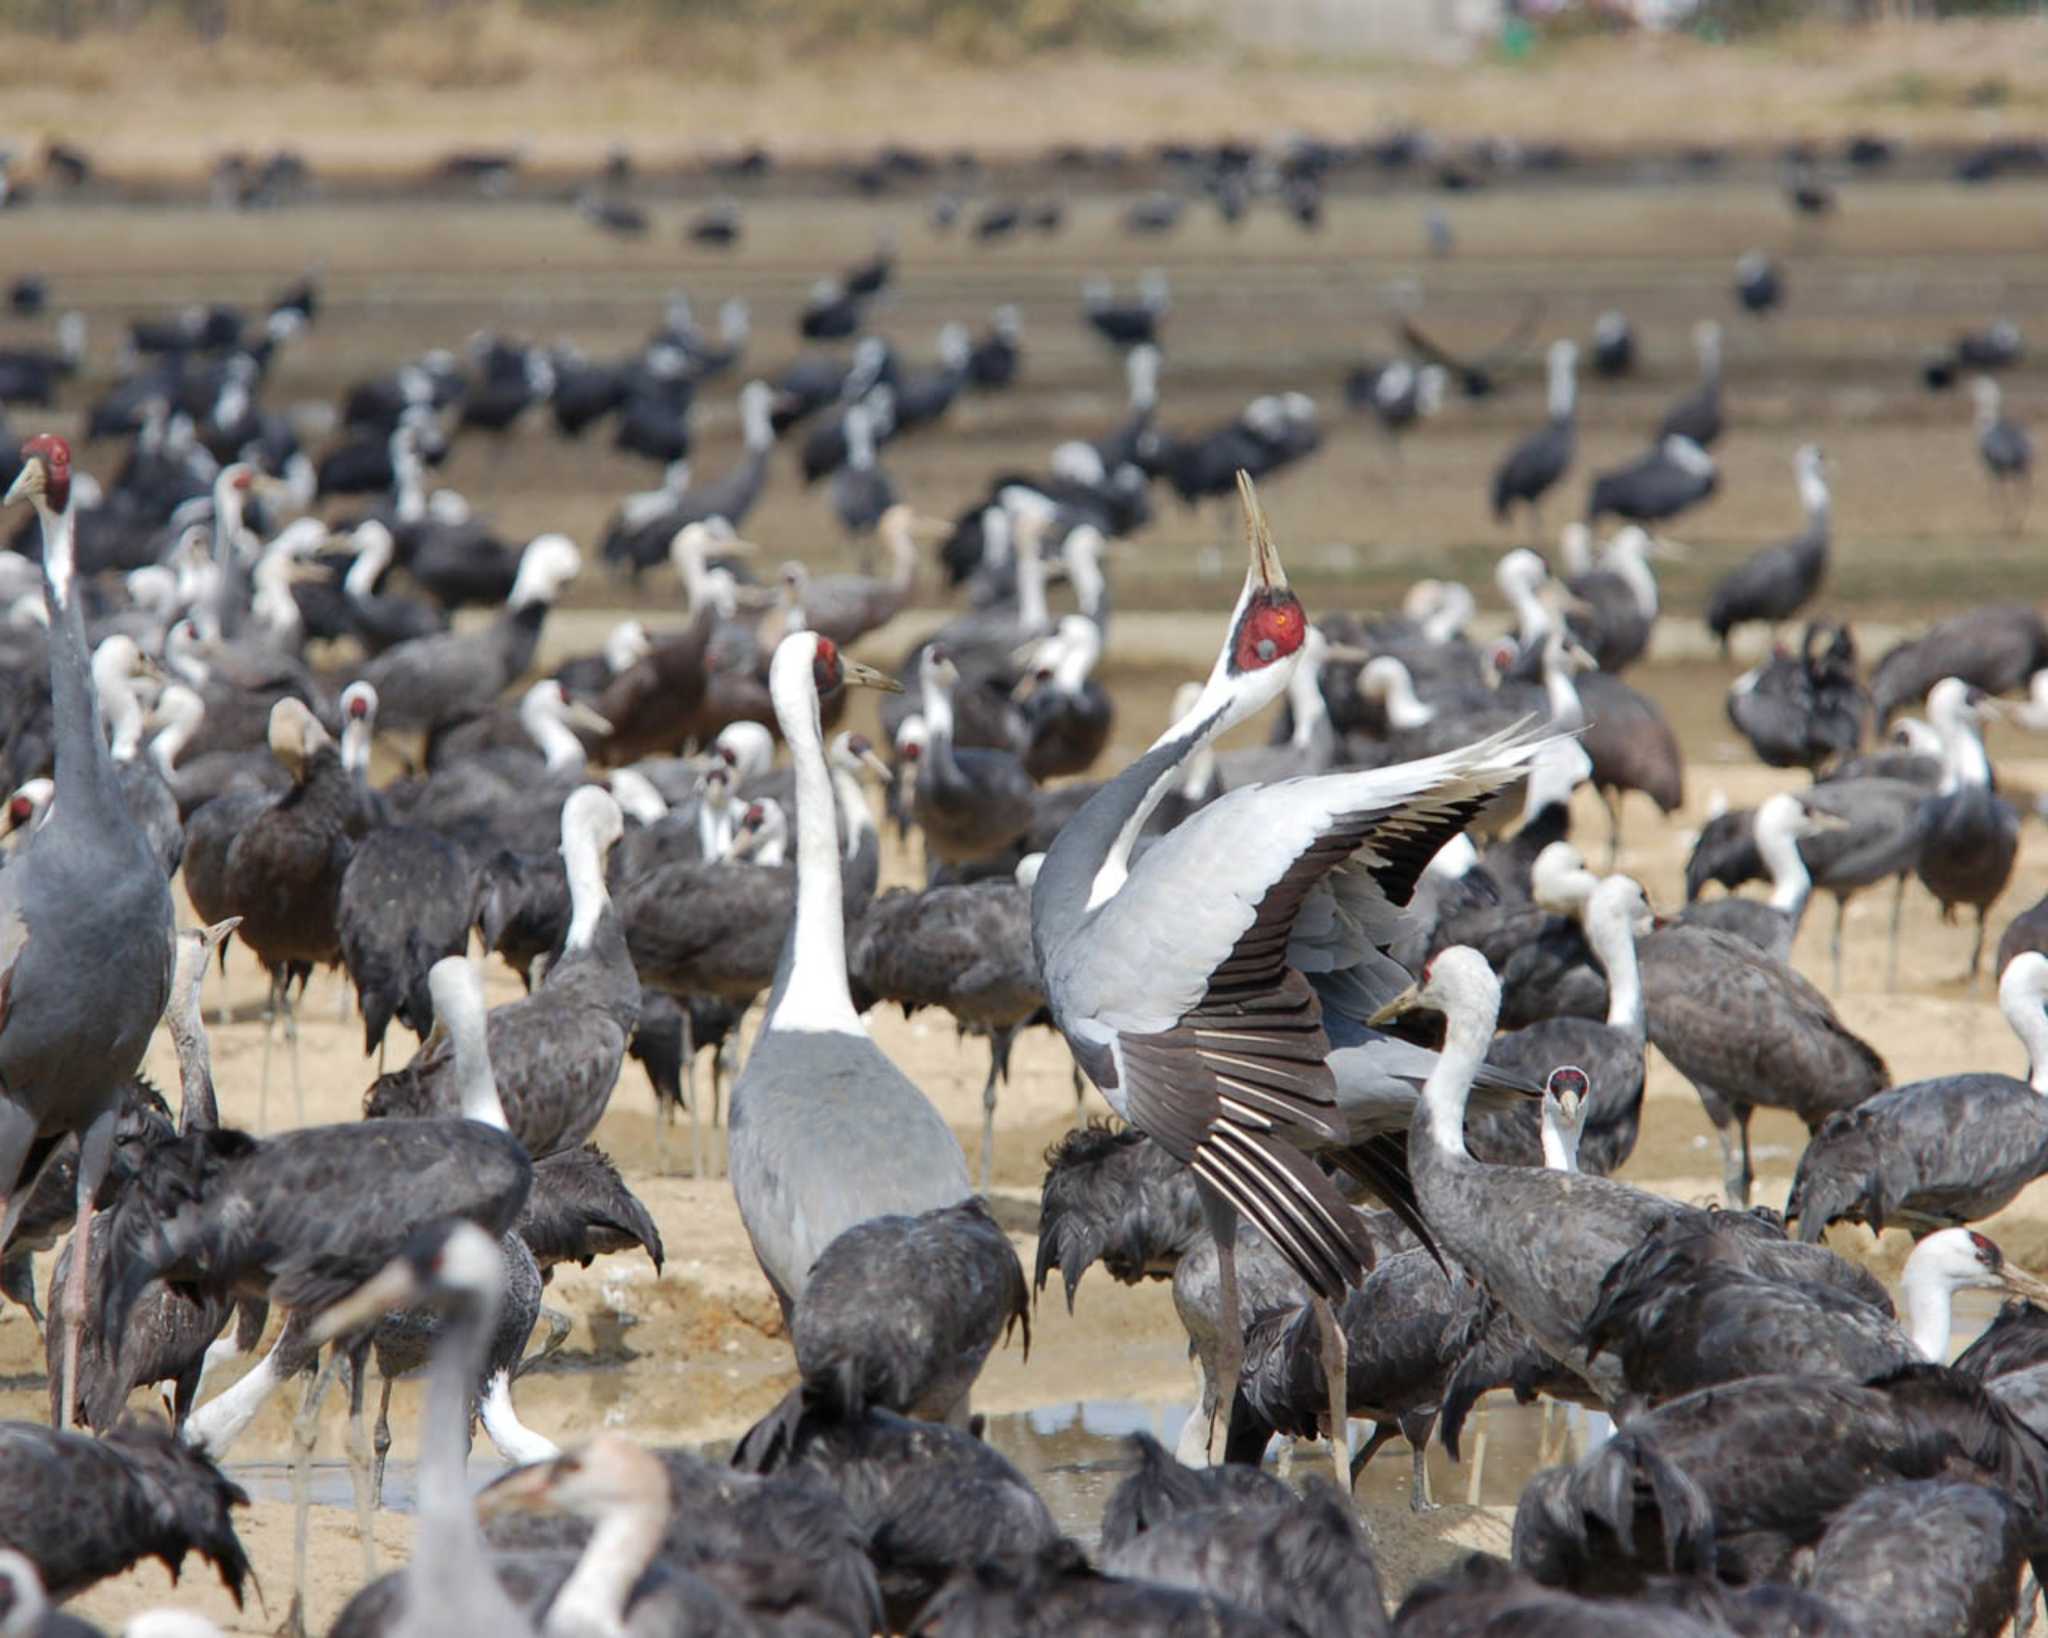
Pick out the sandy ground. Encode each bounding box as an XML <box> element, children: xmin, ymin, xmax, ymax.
<box><xmin>4</xmin><ymin>662</ymin><xmax>2048</xmax><ymax>1629</ymax></box>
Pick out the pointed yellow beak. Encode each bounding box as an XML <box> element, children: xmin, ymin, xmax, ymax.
<box><xmin>1368</xmin><ymin>982</ymin><xmax>1422</xmax><ymax>1028</ymax></box>
<box><xmin>1237</xmin><ymin>471</ymin><xmax>1286</xmax><ymax>592</ymax></box>
<box><xmin>841</xmin><ymin>657</ymin><xmax>904</xmax><ymax>694</ymax></box>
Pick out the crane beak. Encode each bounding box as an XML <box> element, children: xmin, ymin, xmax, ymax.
<box><xmin>1648</xmin><ymin>535</ymin><xmax>1690</xmax><ymax>561</ymax></box>
<box><xmin>473</xmin><ymin>1458</ymin><xmax>560</xmax><ymax>1520</ymax></box>
<box><xmin>906</xmin><ymin>512</ymin><xmax>952</xmax><ymax>542</ymax></box>
<box><xmin>1800</xmin><ymin>807</ymin><xmax>1851</xmax><ymax>834</ymax></box>
<box><xmin>1322</xmin><ymin>644</ymin><xmax>1372</xmax><ymax>666</ymax></box>
<box><xmin>1236</xmin><ymin>471</ymin><xmax>1287</xmax><ymax>592</ymax></box>
<box><xmin>200</xmin><ymin>915</ymin><xmax>242</xmax><ymax>951</ymax></box>
<box><xmin>2002</xmin><ymin>1264</ymin><xmax>2048</xmax><ymax>1306</ymax></box>
<box><xmin>3</xmin><ymin>461</ymin><xmax>40</xmax><ymax>508</ymax></box>
<box><xmin>306</xmin><ymin>1257</ymin><xmax>425</xmax><ymax>1346</ymax></box>
<box><xmin>1368</xmin><ymin>982</ymin><xmax>1423</xmax><ymax>1028</ymax></box>
<box><xmin>859</xmin><ymin>747</ymin><xmax>894</xmax><ymax>781</ymax></box>
<box><xmin>565</xmin><ymin>702</ymin><xmax>613</xmax><ymax>737</ymax></box>
<box><xmin>841</xmin><ymin>657</ymin><xmax>904</xmax><ymax>694</ymax></box>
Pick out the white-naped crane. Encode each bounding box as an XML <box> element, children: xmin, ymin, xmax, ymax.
<box><xmin>1032</xmin><ymin>472</ymin><xmax>1550</xmax><ymax>1485</ymax></box>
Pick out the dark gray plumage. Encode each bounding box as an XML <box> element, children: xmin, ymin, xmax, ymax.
<box><xmin>1637</xmin><ymin>923</ymin><xmax>1889</xmax><ymax>1206</ymax></box>
<box><xmin>852</xmin><ymin>879</ymin><xmax>1044</xmax><ymax>1189</ymax></box>
<box><xmin>1489</xmin><ymin>340</ymin><xmax>1576</xmax><ymax>531</ymax></box>
<box><xmin>1787</xmin><ymin>951</ymin><xmax>2048</xmax><ymax>1240</ymax></box>
<box><xmin>516</xmin><ymin>1144</ymin><xmax>666</xmax><ymax>1276</ymax></box>
<box><xmin>912</xmin><ymin>646</ymin><xmax>1035</xmax><ymax>874</ymax></box>
<box><xmin>1805</xmin><ymin>1480</ymin><xmax>2029</xmax><ymax>1638</ymax></box>
<box><xmin>1704</xmin><ymin>444</ymin><xmax>1830</xmax><ymax>648</ymax></box>
<box><xmin>1913</xmin><ymin>678</ymin><xmax>2018</xmax><ymax>978</ymax></box>
<box><xmin>339</xmin><ymin>825</ymin><xmax>480</xmax><ymax>1060</ymax></box>
<box><xmin>735</xmin><ymin>1198</ymin><xmax>1027</xmax><ymax>1468</ymax></box>
<box><xmin>1585</xmin><ymin>435</ymin><xmax>1717</xmax><ymax>527</ymax></box>
<box><xmin>1870</xmin><ymin>603</ymin><xmax>2048</xmax><ymax>726</ymax></box>
<box><xmin>364</xmin><ymin>789</ymin><xmax>636</xmax><ymax>1159</ymax></box>
<box><xmin>915</xmin><ymin>1541</ymin><xmax>1291</xmax><ymax>1638</ymax></box>
<box><xmin>0</xmin><ymin>1416</ymin><xmax>250</xmax><ymax>1605</ymax></box>
<box><xmin>1033</xmin><ymin>1122</ymin><xmax>1206</xmax><ymax>1313</ymax></box>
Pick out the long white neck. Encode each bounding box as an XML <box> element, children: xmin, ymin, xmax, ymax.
<box><xmin>562</xmin><ymin>814</ymin><xmax>610</xmax><ymax>953</ymax></box>
<box><xmin>149</xmin><ymin>698</ymin><xmax>199</xmax><ymax>774</ymax></box>
<box><xmin>885</xmin><ymin>519</ymin><xmax>919</xmax><ymax>593</ymax></box>
<box><xmin>764</xmin><ymin>650</ymin><xmax>863</xmax><ymax>1034</ymax></box>
<box><xmin>1541</xmin><ymin>643</ymin><xmax>1585</xmax><ymax>730</ymax></box>
<box><xmin>2002</xmin><ymin>980</ymin><xmax>2048</xmax><ymax>1093</ymax></box>
<box><xmin>212</xmin><ymin>482</ymin><xmax>244</xmax><ymax>564</ymax></box>
<box><xmin>845</xmin><ymin>410</ymin><xmax>875</xmax><ymax>469</ymax></box>
<box><xmin>101</xmin><ymin>669</ymin><xmax>143</xmax><ymax>763</ymax></box>
<box><xmin>548</xmin><ymin>1499</ymin><xmax>667</xmax><ymax>1638</ymax></box>
<box><xmin>1051</xmin><ymin>629</ymin><xmax>1099</xmax><ymax>694</ymax></box>
<box><xmin>1798</xmin><ymin>463</ymin><xmax>1831</xmax><ymax>522</ymax></box>
<box><xmin>830</xmin><ymin>760</ymin><xmax>872</xmax><ymax>864</ymax></box>
<box><xmin>921</xmin><ymin>663</ymin><xmax>956</xmax><ymax>745</ymax></box>
<box><xmin>1014</xmin><ymin>530</ymin><xmax>1049</xmax><ymax>634</ymax></box>
<box><xmin>445</xmin><ymin>1000</ymin><xmax>508</xmax><ymax>1131</ymax></box>
<box><xmin>698</xmin><ymin>791</ymin><xmax>734</xmax><ymax>862</ymax></box>
<box><xmin>525</xmin><ymin>699</ymin><xmax>587</xmax><ymax>776</ymax></box>
<box><xmin>1506</xmin><ymin>572</ymin><xmax>1552</xmax><ymax>648</ymax></box>
<box><xmin>1067</xmin><ymin>537</ymin><xmax>1107</xmax><ymax>621</ymax></box>
<box><xmin>1589</xmin><ymin>904</ymin><xmax>1643</xmax><ymax>1034</ymax></box>
<box><xmin>1605</xmin><ymin>540</ymin><xmax>1658</xmax><ymax>620</ymax></box>
<box><xmin>344</xmin><ymin>528</ymin><xmax>394</xmax><ymax>601</ymax></box>
<box><xmin>1539</xmin><ymin>1105</ymin><xmax>1583</xmax><ymax>1172</ymax></box>
<box><xmin>675</xmin><ymin>535</ymin><xmax>712</xmax><ymax>611</ymax></box>
<box><xmin>1900</xmin><ymin>1258</ymin><xmax>1957</xmax><ymax>1362</ymax></box>
<box><xmin>393</xmin><ymin>447</ymin><xmax>426</xmax><ymax>526</ymax></box>
<box><xmin>1421</xmin><ymin>584</ymin><xmax>1474</xmax><ymax>644</ymax></box>
<box><xmin>1757</xmin><ymin>810</ymin><xmax>1815</xmax><ymax>917</ymax></box>
<box><xmin>1546</xmin><ymin>351</ymin><xmax>1575</xmax><ymax>420</ymax></box>
<box><xmin>1376</xmin><ymin>662</ymin><xmax>1434</xmax><ymax>731</ymax></box>
<box><xmin>1421</xmin><ymin>982</ymin><xmax>1494</xmax><ymax>1158</ymax></box>
<box><xmin>1177</xmin><ymin>739</ymin><xmax>1216</xmax><ymax>803</ymax></box>
<box><xmin>1286</xmin><ymin>642</ymin><xmax>1327</xmax><ymax>751</ymax></box>
<box><xmin>1936</xmin><ymin>709</ymin><xmax>1991</xmax><ymax>796</ymax></box>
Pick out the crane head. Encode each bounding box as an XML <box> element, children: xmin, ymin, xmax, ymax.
<box><xmin>7</xmin><ymin>434</ymin><xmax>70</xmax><ymax>512</ymax></box>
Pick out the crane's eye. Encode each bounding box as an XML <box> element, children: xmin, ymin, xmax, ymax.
<box><xmin>1256</xmin><ymin>639</ymin><xmax>1276</xmax><ymax>661</ymax></box>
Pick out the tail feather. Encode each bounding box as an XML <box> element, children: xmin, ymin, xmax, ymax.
<box><xmin>1512</xmin><ymin>1433</ymin><xmax>1715</xmax><ymax>1591</ymax></box>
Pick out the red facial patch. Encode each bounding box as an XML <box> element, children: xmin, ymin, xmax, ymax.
<box><xmin>1971</xmin><ymin>1230</ymin><xmax>2001</xmax><ymax>1264</ymax></box>
<box><xmin>7</xmin><ymin>797</ymin><xmax>28</xmax><ymax>824</ymax></box>
<box><xmin>744</xmin><ymin>803</ymin><xmax>765</xmax><ymax>825</ymax></box>
<box><xmin>230</xmin><ymin>467</ymin><xmax>255</xmax><ymax>492</ymax></box>
<box><xmin>21</xmin><ymin>433</ymin><xmax>70</xmax><ymax>513</ymax></box>
<box><xmin>812</xmin><ymin>635</ymin><xmax>843</xmax><ymax>694</ymax></box>
<box><xmin>1230</xmin><ymin>592</ymin><xmax>1307</xmax><ymax>673</ymax></box>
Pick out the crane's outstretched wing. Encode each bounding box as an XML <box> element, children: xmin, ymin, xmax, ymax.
<box><xmin>1055</xmin><ymin>723</ymin><xmax>1555</xmax><ymax>1296</ymax></box>
<box><xmin>1396</xmin><ymin>299</ymin><xmax>1544</xmax><ymax>396</ymax></box>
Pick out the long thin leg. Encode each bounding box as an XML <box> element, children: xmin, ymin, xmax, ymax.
<box><xmin>59</xmin><ymin>1110</ymin><xmax>115</xmax><ymax>1430</ymax></box>
<box><xmin>1311</xmin><ymin>1292</ymin><xmax>1350</xmax><ymax>1496</ymax></box>
<box><xmin>1888</xmin><ymin>874</ymin><xmax>1907</xmax><ymax>991</ymax></box>
<box><xmin>1601</xmin><ymin>788</ymin><xmax>1623</xmax><ymax>871</ymax></box>
<box><xmin>1401</xmin><ymin>1410</ymin><xmax>1438</xmax><ymax>1512</ymax></box>
<box><xmin>260</xmin><ymin>970</ymin><xmax>280</xmax><ymax>1134</ymax></box>
<box><xmin>285</xmin><ymin>977</ymin><xmax>306</xmax><ymax>1128</ymax></box>
<box><xmin>1832</xmin><ymin>895</ymin><xmax>1847</xmax><ymax>994</ymax></box>
<box><xmin>287</xmin><ymin>1349</ymin><xmax>344</xmax><ymax>1638</ymax></box>
<box><xmin>1198</xmin><ymin>1186</ymin><xmax>1242</xmax><ymax>1465</ymax></box>
<box><xmin>682</xmin><ymin>1007</ymin><xmax>702</xmax><ymax>1182</ymax></box>
<box><xmin>1346</xmin><ymin>1420</ymin><xmax>1400</xmax><ymax>1488</ymax></box>
<box><xmin>371</xmin><ymin>1375</ymin><xmax>395</xmax><ymax>1507</ymax></box>
<box><xmin>1735</xmin><ymin>1108</ymin><xmax>1756</xmax><ymax>1208</ymax></box>
<box><xmin>345</xmin><ymin>1348</ymin><xmax>377</xmax><ymax>1576</ymax></box>
<box><xmin>978</xmin><ymin>1046</ymin><xmax>1000</xmax><ymax>1195</ymax></box>
<box><xmin>1466</xmin><ymin>1407</ymin><xmax>1489</xmax><ymax>1505</ymax></box>
<box><xmin>1971</xmin><ymin>906</ymin><xmax>1989</xmax><ymax>981</ymax></box>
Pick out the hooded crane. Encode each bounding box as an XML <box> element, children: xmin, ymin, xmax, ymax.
<box><xmin>1033</xmin><ymin>474</ymin><xmax>1550</xmax><ymax>1480</ymax></box>
<box><xmin>1972</xmin><ymin>375</ymin><xmax>2031</xmax><ymax>533</ymax></box>
<box><xmin>1789</xmin><ymin>952</ymin><xmax>2048</xmax><ymax>1242</ymax></box>
<box><xmin>1489</xmin><ymin>339</ymin><xmax>1576</xmax><ymax>538</ymax></box>
<box><xmin>1705</xmin><ymin>444</ymin><xmax>1831</xmax><ymax>650</ymax></box>
<box><xmin>1915</xmin><ymin>676</ymin><xmax>2019</xmax><ymax>978</ymax></box>
<box><xmin>356</xmin><ymin>534</ymin><xmax>582</xmax><ymax>734</ymax></box>
<box><xmin>727</xmin><ymin>630</ymin><xmax>974</xmax><ymax>1320</ymax></box>
<box><xmin>0</xmin><ymin>435</ymin><xmax>175</xmax><ymax>1432</ymax></box>
<box><xmin>1585</xmin><ymin>434</ymin><xmax>1717</xmax><ymax>529</ymax></box>
<box><xmin>1658</xmin><ymin>320</ymin><xmax>1724</xmax><ymax>449</ymax></box>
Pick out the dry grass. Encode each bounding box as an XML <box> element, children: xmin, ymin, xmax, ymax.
<box><xmin>5</xmin><ymin>14</ymin><xmax>2048</xmax><ymax>179</ymax></box>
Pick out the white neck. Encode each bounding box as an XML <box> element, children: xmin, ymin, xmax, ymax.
<box><xmin>525</xmin><ymin>699</ymin><xmax>587</xmax><ymax>776</ymax></box>
<box><xmin>1604</xmin><ymin>541</ymin><xmax>1658</xmax><ymax>620</ymax></box>
<box><xmin>1900</xmin><ymin>1258</ymin><xmax>1957</xmax><ymax>1362</ymax></box>
<box><xmin>1421</xmin><ymin>984</ymin><xmax>1493</xmax><ymax>1158</ymax></box>
<box><xmin>1541</xmin><ymin>643</ymin><xmax>1585</xmax><ymax>730</ymax></box>
<box><xmin>1539</xmin><ymin>1105</ymin><xmax>1583</xmax><ymax>1172</ymax></box>
<box><xmin>1177</xmin><ymin>740</ymin><xmax>1216</xmax><ymax>803</ymax></box>
<box><xmin>1506</xmin><ymin>574</ymin><xmax>1552</xmax><ymax>647</ymax></box>
<box><xmin>1935</xmin><ymin>708</ymin><xmax>1991</xmax><ymax>796</ymax></box>
<box><xmin>1421</xmin><ymin>584</ymin><xmax>1473</xmax><ymax>644</ymax></box>
<box><xmin>393</xmin><ymin>449</ymin><xmax>426</xmax><ymax>525</ymax></box>
<box><xmin>845</xmin><ymin>411</ymin><xmax>875</xmax><ymax>469</ymax></box>
<box><xmin>1757</xmin><ymin>811</ymin><xmax>1814</xmax><ymax>917</ymax></box>
<box><xmin>1588</xmin><ymin>903</ymin><xmax>1643</xmax><ymax>1033</ymax></box>
<box><xmin>340</xmin><ymin>715</ymin><xmax>373</xmax><ymax>779</ymax></box>
<box><xmin>212</xmin><ymin>483</ymin><xmax>244</xmax><ymax>563</ymax></box>
<box><xmin>1051</xmin><ymin>630</ymin><xmax>1099</xmax><ymax>694</ymax></box>
<box><xmin>885</xmin><ymin>521</ymin><xmax>919</xmax><ymax>593</ymax></box>
<box><xmin>345</xmin><ymin>529</ymin><xmax>394</xmax><ymax>601</ymax></box>
<box><xmin>102</xmin><ymin>670</ymin><xmax>143</xmax><ymax>762</ymax></box>
<box><xmin>1546</xmin><ymin>353</ymin><xmax>1575</xmax><ymax>420</ymax></box>
<box><xmin>562</xmin><ymin>813</ymin><xmax>610</xmax><ymax>952</ymax></box>
<box><xmin>1377</xmin><ymin>663</ymin><xmax>1434</xmax><ymax>731</ymax></box>
<box><xmin>920</xmin><ymin>663</ymin><xmax>956</xmax><ymax>745</ymax></box>
<box><xmin>41</xmin><ymin>500</ymin><xmax>74</xmax><ymax>610</ymax></box>
<box><xmin>830</xmin><ymin>759</ymin><xmax>872</xmax><ymax>864</ymax></box>
<box><xmin>1286</xmin><ymin>645</ymin><xmax>1327</xmax><ymax>751</ymax></box>
<box><xmin>698</xmin><ymin>791</ymin><xmax>734</xmax><ymax>862</ymax></box>
<box><xmin>764</xmin><ymin>649</ymin><xmax>864</xmax><ymax>1034</ymax></box>
<box><xmin>1014</xmin><ymin>530</ymin><xmax>1049</xmax><ymax>634</ymax></box>
<box><xmin>476</xmin><ymin>1367</ymin><xmax>558</xmax><ymax>1466</ymax></box>
<box><xmin>150</xmin><ymin>701</ymin><xmax>198</xmax><ymax>774</ymax></box>
<box><xmin>742</xmin><ymin>388</ymin><xmax>772</xmax><ymax>454</ymax></box>
<box><xmin>448</xmin><ymin>997</ymin><xmax>508</xmax><ymax>1130</ymax></box>
<box><xmin>675</xmin><ymin>535</ymin><xmax>712</xmax><ymax>610</ymax></box>
<box><xmin>1798</xmin><ymin>465</ymin><xmax>1831</xmax><ymax>521</ymax></box>
<box><xmin>1067</xmin><ymin>539</ymin><xmax>1107</xmax><ymax>620</ymax></box>
<box><xmin>547</xmin><ymin>1499</ymin><xmax>666</xmax><ymax>1638</ymax></box>
<box><xmin>2003</xmin><ymin>981</ymin><xmax>2048</xmax><ymax>1093</ymax></box>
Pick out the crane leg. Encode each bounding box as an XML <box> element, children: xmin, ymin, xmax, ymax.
<box><xmin>1971</xmin><ymin>907</ymin><xmax>1989</xmax><ymax>981</ymax></box>
<box><xmin>344</xmin><ymin>1348</ymin><xmax>377</xmax><ymax>1574</ymax></box>
<box><xmin>1466</xmin><ymin>1406</ymin><xmax>1490</xmax><ymax>1505</ymax></box>
<box><xmin>259</xmin><ymin>970</ymin><xmax>280</xmax><ymax>1134</ymax></box>
<box><xmin>1198</xmin><ymin>1186</ymin><xmax>1244</xmax><ymax>1466</ymax></box>
<box><xmin>979</xmin><ymin>1051</ymin><xmax>1000</xmax><ymax>1196</ymax></box>
<box><xmin>1888</xmin><ymin>875</ymin><xmax>1907</xmax><ymax>990</ymax></box>
<box><xmin>681</xmin><ymin>1008</ymin><xmax>703</xmax><ymax>1182</ymax></box>
<box><xmin>1347</xmin><ymin>1419</ymin><xmax>1400</xmax><ymax>1488</ymax></box>
<box><xmin>1311</xmin><ymin>1292</ymin><xmax>1350</xmax><ymax>1496</ymax></box>
<box><xmin>1733</xmin><ymin>1109</ymin><xmax>1756</xmax><ymax>1207</ymax></box>
<box><xmin>58</xmin><ymin>1109</ymin><xmax>114</xmax><ymax>1431</ymax></box>
<box><xmin>0</xmin><ymin>1096</ymin><xmax>38</xmax><ymax>1257</ymax></box>
<box><xmin>286</xmin><ymin>977</ymin><xmax>306</xmax><ymax>1128</ymax></box>
<box><xmin>1832</xmin><ymin>896</ymin><xmax>1847</xmax><ymax>994</ymax></box>
<box><xmin>1402</xmin><ymin>1410</ymin><xmax>1438</xmax><ymax>1512</ymax></box>
<box><xmin>286</xmin><ymin>1349</ymin><xmax>344</xmax><ymax>1638</ymax></box>
<box><xmin>1601</xmin><ymin>788</ymin><xmax>1623</xmax><ymax>870</ymax></box>
<box><xmin>371</xmin><ymin>1374</ymin><xmax>395</xmax><ymax>1507</ymax></box>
